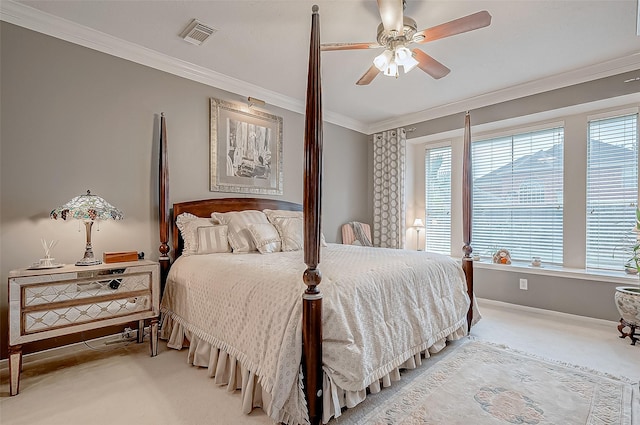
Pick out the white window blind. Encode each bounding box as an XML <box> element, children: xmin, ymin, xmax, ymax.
<box><xmin>424</xmin><ymin>145</ymin><xmax>451</xmax><ymax>254</ymax></box>
<box><xmin>472</xmin><ymin>127</ymin><xmax>564</xmax><ymax>264</ymax></box>
<box><xmin>586</xmin><ymin>113</ymin><xmax>638</xmax><ymax>270</ymax></box>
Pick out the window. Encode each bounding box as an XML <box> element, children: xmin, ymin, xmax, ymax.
<box><xmin>586</xmin><ymin>113</ymin><xmax>639</xmax><ymax>270</ymax></box>
<box><xmin>424</xmin><ymin>145</ymin><xmax>451</xmax><ymax>254</ymax></box>
<box><xmin>472</xmin><ymin>127</ymin><xmax>564</xmax><ymax>264</ymax></box>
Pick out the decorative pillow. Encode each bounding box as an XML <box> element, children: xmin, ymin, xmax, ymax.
<box><xmin>196</xmin><ymin>225</ymin><xmax>231</xmax><ymax>254</ymax></box>
<box><xmin>176</xmin><ymin>212</ymin><xmax>218</xmax><ymax>256</ymax></box>
<box><xmin>211</xmin><ymin>210</ymin><xmax>270</xmax><ymax>253</ymax></box>
<box><xmin>247</xmin><ymin>223</ymin><xmax>282</xmax><ymax>254</ymax></box>
<box><xmin>264</xmin><ymin>210</ymin><xmax>304</xmax><ymax>251</ymax></box>
<box><xmin>263</xmin><ymin>209</ymin><xmax>328</xmax><ymax>251</ymax></box>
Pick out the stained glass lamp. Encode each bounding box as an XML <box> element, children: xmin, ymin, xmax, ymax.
<box><xmin>50</xmin><ymin>190</ymin><xmax>124</xmax><ymax>266</ymax></box>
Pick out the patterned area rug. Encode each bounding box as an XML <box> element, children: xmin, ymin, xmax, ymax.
<box><xmin>340</xmin><ymin>340</ymin><xmax>636</xmax><ymax>424</ymax></box>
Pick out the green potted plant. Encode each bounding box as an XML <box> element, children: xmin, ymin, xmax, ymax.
<box><xmin>624</xmin><ymin>242</ymin><xmax>640</xmax><ymax>274</ymax></box>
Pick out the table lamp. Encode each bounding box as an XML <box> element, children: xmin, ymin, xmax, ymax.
<box><xmin>412</xmin><ymin>218</ymin><xmax>425</xmax><ymax>251</ymax></box>
<box><xmin>50</xmin><ymin>190</ymin><xmax>124</xmax><ymax>266</ymax></box>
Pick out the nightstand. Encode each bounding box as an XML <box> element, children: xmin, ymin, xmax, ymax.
<box><xmin>8</xmin><ymin>260</ymin><xmax>160</xmax><ymax>396</ymax></box>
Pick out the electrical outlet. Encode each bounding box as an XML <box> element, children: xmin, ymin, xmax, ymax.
<box><xmin>519</xmin><ymin>278</ymin><xmax>528</xmax><ymax>290</ymax></box>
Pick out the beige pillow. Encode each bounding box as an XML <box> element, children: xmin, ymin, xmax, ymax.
<box><xmin>196</xmin><ymin>225</ymin><xmax>231</xmax><ymax>254</ymax></box>
<box><xmin>247</xmin><ymin>223</ymin><xmax>282</xmax><ymax>254</ymax></box>
<box><xmin>263</xmin><ymin>210</ymin><xmax>302</xmax><ymax>219</ymax></box>
<box><xmin>273</xmin><ymin>217</ymin><xmax>303</xmax><ymax>251</ymax></box>
<box><xmin>263</xmin><ymin>209</ymin><xmax>328</xmax><ymax>251</ymax></box>
<box><xmin>176</xmin><ymin>212</ymin><xmax>217</xmax><ymax>256</ymax></box>
<box><xmin>264</xmin><ymin>210</ymin><xmax>303</xmax><ymax>251</ymax></box>
<box><xmin>211</xmin><ymin>210</ymin><xmax>270</xmax><ymax>253</ymax></box>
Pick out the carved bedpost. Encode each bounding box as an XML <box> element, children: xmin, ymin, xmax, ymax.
<box><xmin>303</xmin><ymin>5</ymin><xmax>323</xmax><ymax>425</ymax></box>
<box><xmin>159</xmin><ymin>113</ymin><xmax>171</xmax><ymax>294</ymax></box>
<box><xmin>462</xmin><ymin>111</ymin><xmax>474</xmax><ymax>331</ymax></box>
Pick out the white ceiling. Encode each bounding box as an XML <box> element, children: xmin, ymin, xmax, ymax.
<box><xmin>3</xmin><ymin>0</ymin><xmax>640</xmax><ymax>134</ymax></box>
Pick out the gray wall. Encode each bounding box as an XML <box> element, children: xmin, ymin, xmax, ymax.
<box><xmin>0</xmin><ymin>22</ymin><xmax>371</xmax><ymax>357</ymax></box>
<box><xmin>474</xmin><ymin>268</ymin><xmax>621</xmax><ymax>321</ymax></box>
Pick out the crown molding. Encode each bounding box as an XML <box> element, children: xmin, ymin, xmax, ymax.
<box><xmin>0</xmin><ymin>0</ymin><xmax>369</xmax><ymax>134</ymax></box>
<box><xmin>367</xmin><ymin>52</ymin><xmax>640</xmax><ymax>134</ymax></box>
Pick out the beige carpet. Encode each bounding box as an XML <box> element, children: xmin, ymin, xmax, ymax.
<box><xmin>338</xmin><ymin>339</ymin><xmax>636</xmax><ymax>425</ymax></box>
<box><xmin>1</xmin><ymin>300</ymin><xmax>639</xmax><ymax>425</ymax></box>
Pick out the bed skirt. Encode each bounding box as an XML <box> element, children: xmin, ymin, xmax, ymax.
<box><xmin>160</xmin><ymin>311</ymin><xmax>467</xmax><ymax>424</ymax></box>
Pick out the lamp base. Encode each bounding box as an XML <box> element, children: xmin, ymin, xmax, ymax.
<box><xmin>76</xmin><ymin>221</ymin><xmax>101</xmax><ymax>266</ymax></box>
<box><xmin>76</xmin><ymin>257</ymin><xmax>101</xmax><ymax>266</ymax></box>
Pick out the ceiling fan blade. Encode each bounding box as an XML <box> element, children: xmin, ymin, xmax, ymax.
<box><xmin>377</xmin><ymin>0</ymin><xmax>404</xmax><ymax>34</ymax></box>
<box><xmin>356</xmin><ymin>65</ymin><xmax>381</xmax><ymax>86</ymax></box>
<box><xmin>412</xmin><ymin>49</ymin><xmax>450</xmax><ymax>79</ymax></box>
<box><xmin>321</xmin><ymin>42</ymin><xmax>380</xmax><ymax>51</ymax></box>
<box><xmin>416</xmin><ymin>10</ymin><xmax>492</xmax><ymax>44</ymax></box>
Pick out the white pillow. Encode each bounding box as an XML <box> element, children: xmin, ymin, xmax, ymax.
<box><xmin>247</xmin><ymin>223</ymin><xmax>281</xmax><ymax>254</ymax></box>
<box><xmin>263</xmin><ymin>209</ymin><xmax>303</xmax><ymax>220</ymax></box>
<box><xmin>176</xmin><ymin>212</ymin><xmax>218</xmax><ymax>256</ymax></box>
<box><xmin>272</xmin><ymin>218</ymin><xmax>303</xmax><ymax>251</ymax></box>
<box><xmin>196</xmin><ymin>225</ymin><xmax>231</xmax><ymax>254</ymax></box>
<box><xmin>263</xmin><ymin>209</ymin><xmax>328</xmax><ymax>251</ymax></box>
<box><xmin>263</xmin><ymin>210</ymin><xmax>303</xmax><ymax>251</ymax></box>
<box><xmin>211</xmin><ymin>210</ymin><xmax>270</xmax><ymax>253</ymax></box>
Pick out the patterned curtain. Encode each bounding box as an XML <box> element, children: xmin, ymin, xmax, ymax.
<box><xmin>372</xmin><ymin>128</ymin><xmax>406</xmax><ymax>248</ymax></box>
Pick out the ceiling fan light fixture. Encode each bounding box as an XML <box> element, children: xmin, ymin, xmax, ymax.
<box><xmin>383</xmin><ymin>60</ymin><xmax>398</xmax><ymax>77</ymax></box>
<box><xmin>395</xmin><ymin>46</ymin><xmax>411</xmax><ymax>62</ymax></box>
<box><xmin>395</xmin><ymin>46</ymin><xmax>418</xmax><ymax>73</ymax></box>
<box><xmin>400</xmin><ymin>55</ymin><xmax>419</xmax><ymax>73</ymax></box>
<box><xmin>373</xmin><ymin>50</ymin><xmax>393</xmax><ymax>71</ymax></box>
<box><xmin>328</xmin><ymin>4</ymin><xmax>493</xmax><ymax>85</ymax></box>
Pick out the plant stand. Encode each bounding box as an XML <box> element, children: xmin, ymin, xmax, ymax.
<box><xmin>617</xmin><ymin>318</ymin><xmax>639</xmax><ymax>345</ymax></box>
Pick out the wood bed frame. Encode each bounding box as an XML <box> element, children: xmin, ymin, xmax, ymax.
<box><xmin>157</xmin><ymin>7</ymin><xmax>474</xmax><ymax>425</ymax></box>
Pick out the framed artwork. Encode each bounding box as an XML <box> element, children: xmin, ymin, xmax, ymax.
<box><xmin>210</xmin><ymin>97</ymin><xmax>283</xmax><ymax>195</ymax></box>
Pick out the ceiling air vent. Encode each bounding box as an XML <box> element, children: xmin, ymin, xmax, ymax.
<box><xmin>180</xmin><ymin>19</ymin><xmax>216</xmax><ymax>46</ymax></box>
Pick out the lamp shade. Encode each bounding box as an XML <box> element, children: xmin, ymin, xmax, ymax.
<box><xmin>50</xmin><ymin>190</ymin><xmax>124</xmax><ymax>266</ymax></box>
<box><xmin>50</xmin><ymin>190</ymin><xmax>123</xmax><ymax>221</ymax></box>
<box><xmin>383</xmin><ymin>60</ymin><xmax>398</xmax><ymax>77</ymax></box>
<box><xmin>395</xmin><ymin>47</ymin><xmax>412</xmax><ymax>62</ymax></box>
<box><xmin>373</xmin><ymin>50</ymin><xmax>393</xmax><ymax>71</ymax></box>
<box><xmin>412</xmin><ymin>218</ymin><xmax>424</xmax><ymax>228</ymax></box>
<box><xmin>400</xmin><ymin>55</ymin><xmax>419</xmax><ymax>73</ymax></box>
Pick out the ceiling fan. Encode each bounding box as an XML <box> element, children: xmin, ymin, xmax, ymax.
<box><xmin>321</xmin><ymin>0</ymin><xmax>492</xmax><ymax>85</ymax></box>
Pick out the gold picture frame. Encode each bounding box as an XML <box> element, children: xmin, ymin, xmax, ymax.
<box><xmin>210</xmin><ymin>97</ymin><xmax>283</xmax><ymax>195</ymax></box>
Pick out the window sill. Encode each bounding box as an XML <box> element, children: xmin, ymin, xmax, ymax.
<box><xmin>469</xmin><ymin>259</ymin><xmax>640</xmax><ymax>286</ymax></box>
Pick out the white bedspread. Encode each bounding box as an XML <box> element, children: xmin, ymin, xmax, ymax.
<box><xmin>161</xmin><ymin>244</ymin><xmax>470</xmax><ymax>425</ymax></box>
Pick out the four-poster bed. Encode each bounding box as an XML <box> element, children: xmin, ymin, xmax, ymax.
<box><xmin>157</xmin><ymin>6</ymin><xmax>475</xmax><ymax>425</ymax></box>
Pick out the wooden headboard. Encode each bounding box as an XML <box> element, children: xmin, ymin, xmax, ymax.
<box><xmin>171</xmin><ymin>197</ymin><xmax>302</xmax><ymax>259</ymax></box>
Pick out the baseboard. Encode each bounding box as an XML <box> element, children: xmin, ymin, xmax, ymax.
<box><xmin>0</xmin><ymin>329</ymin><xmax>142</xmax><ymax>372</ymax></box>
<box><xmin>477</xmin><ymin>297</ymin><xmax>618</xmax><ymax>327</ymax></box>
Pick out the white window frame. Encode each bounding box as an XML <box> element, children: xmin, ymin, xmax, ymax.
<box><xmin>585</xmin><ymin>109</ymin><xmax>639</xmax><ymax>271</ymax></box>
